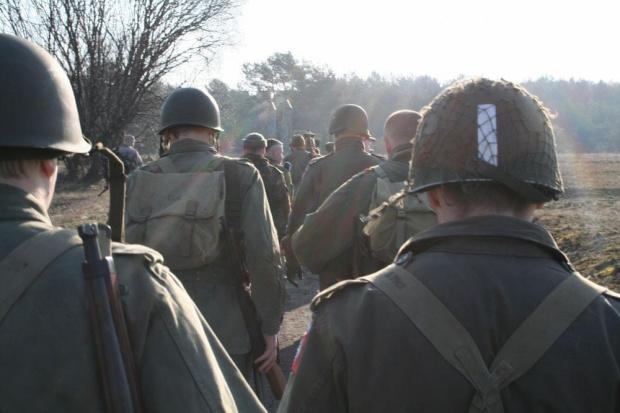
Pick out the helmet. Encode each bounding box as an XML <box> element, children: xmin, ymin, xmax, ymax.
<box><xmin>328</xmin><ymin>104</ymin><xmax>370</xmax><ymax>136</ymax></box>
<box><xmin>410</xmin><ymin>78</ymin><xmax>563</xmax><ymax>203</ymax></box>
<box><xmin>159</xmin><ymin>88</ymin><xmax>223</xmax><ymax>134</ymax></box>
<box><xmin>242</xmin><ymin>132</ymin><xmax>267</xmax><ymax>149</ymax></box>
<box><xmin>0</xmin><ymin>34</ymin><xmax>90</xmax><ymax>154</ymax></box>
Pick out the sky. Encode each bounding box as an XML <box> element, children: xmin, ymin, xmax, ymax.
<box><xmin>171</xmin><ymin>0</ymin><xmax>620</xmax><ymax>88</ymax></box>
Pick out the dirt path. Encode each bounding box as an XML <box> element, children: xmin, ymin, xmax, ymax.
<box><xmin>262</xmin><ymin>272</ymin><xmax>319</xmax><ymax>412</ymax></box>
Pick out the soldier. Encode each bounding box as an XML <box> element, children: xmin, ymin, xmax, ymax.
<box><xmin>241</xmin><ymin>133</ymin><xmax>291</xmax><ymax>241</ymax></box>
<box><xmin>0</xmin><ymin>34</ymin><xmax>263</xmax><ymax>412</ymax></box>
<box><xmin>266</xmin><ymin>138</ymin><xmax>294</xmax><ymax>200</ymax></box>
<box><xmin>281</xmin><ymin>104</ymin><xmax>382</xmax><ymax>289</ymax></box>
<box><xmin>292</xmin><ymin>110</ymin><xmax>436</xmax><ymax>284</ymax></box>
<box><xmin>283</xmin><ymin>134</ymin><xmax>311</xmax><ymax>194</ymax></box>
<box><xmin>125</xmin><ymin>88</ymin><xmax>286</xmax><ymax>381</ymax></box>
<box><xmin>114</xmin><ymin>134</ymin><xmax>143</xmax><ymax>174</ymax></box>
<box><xmin>278</xmin><ymin>78</ymin><xmax>620</xmax><ymax>412</ymax></box>
<box><xmin>303</xmin><ymin>131</ymin><xmax>321</xmax><ymax>158</ymax></box>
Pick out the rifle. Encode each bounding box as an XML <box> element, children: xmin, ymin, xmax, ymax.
<box><xmin>220</xmin><ymin>217</ymin><xmax>287</xmax><ymax>401</ymax></box>
<box><xmin>92</xmin><ymin>143</ymin><xmax>126</xmax><ymax>242</ymax></box>
<box><xmin>79</xmin><ymin>223</ymin><xmax>142</xmax><ymax>413</ymax></box>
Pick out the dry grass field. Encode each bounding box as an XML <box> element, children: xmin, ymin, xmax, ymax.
<box><xmin>533</xmin><ymin>154</ymin><xmax>620</xmax><ymax>291</ymax></box>
<box><xmin>48</xmin><ymin>153</ymin><xmax>620</xmax><ymax>411</ymax></box>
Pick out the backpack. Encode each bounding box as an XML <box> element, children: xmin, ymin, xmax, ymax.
<box><xmin>124</xmin><ymin>156</ymin><xmax>226</xmax><ymax>271</ymax></box>
<box><xmin>360</xmin><ymin>165</ymin><xmax>438</xmax><ymax>264</ymax></box>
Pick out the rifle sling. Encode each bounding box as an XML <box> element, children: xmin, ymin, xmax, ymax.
<box><xmin>0</xmin><ymin>229</ymin><xmax>82</xmax><ymax>323</ymax></box>
<box><xmin>365</xmin><ymin>264</ymin><xmax>605</xmax><ymax>413</ymax></box>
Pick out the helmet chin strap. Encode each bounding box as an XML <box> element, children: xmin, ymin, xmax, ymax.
<box><xmin>465</xmin><ymin>156</ymin><xmax>550</xmax><ymax>204</ymax></box>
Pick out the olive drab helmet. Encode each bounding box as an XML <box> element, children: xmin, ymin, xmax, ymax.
<box><xmin>159</xmin><ymin>87</ymin><xmax>223</xmax><ymax>134</ymax></box>
<box><xmin>328</xmin><ymin>104</ymin><xmax>371</xmax><ymax>137</ymax></box>
<box><xmin>0</xmin><ymin>34</ymin><xmax>90</xmax><ymax>154</ymax></box>
<box><xmin>409</xmin><ymin>78</ymin><xmax>563</xmax><ymax>203</ymax></box>
<box><xmin>242</xmin><ymin>132</ymin><xmax>267</xmax><ymax>149</ymax></box>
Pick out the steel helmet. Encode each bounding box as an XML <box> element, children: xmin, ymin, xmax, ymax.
<box><xmin>328</xmin><ymin>104</ymin><xmax>370</xmax><ymax>137</ymax></box>
<box><xmin>159</xmin><ymin>88</ymin><xmax>223</xmax><ymax>134</ymax></box>
<box><xmin>0</xmin><ymin>34</ymin><xmax>90</xmax><ymax>154</ymax></box>
<box><xmin>410</xmin><ymin>78</ymin><xmax>563</xmax><ymax>203</ymax></box>
<box><xmin>242</xmin><ymin>132</ymin><xmax>267</xmax><ymax>149</ymax></box>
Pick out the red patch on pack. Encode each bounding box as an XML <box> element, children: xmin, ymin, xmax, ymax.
<box><xmin>291</xmin><ymin>321</ymin><xmax>312</xmax><ymax>374</ymax></box>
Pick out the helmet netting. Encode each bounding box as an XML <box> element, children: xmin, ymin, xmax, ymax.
<box><xmin>410</xmin><ymin>78</ymin><xmax>563</xmax><ymax>201</ymax></box>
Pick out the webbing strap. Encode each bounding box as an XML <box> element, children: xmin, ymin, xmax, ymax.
<box><xmin>396</xmin><ymin>210</ymin><xmax>407</xmax><ymax>247</ymax></box>
<box><xmin>373</xmin><ymin>165</ymin><xmax>388</xmax><ymax>180</ymax></box>
<box><xmin>488</xmin><ymin>272</ymin><xmax>606</xmax><ymax>389</ymax></box>
<box><xmin>0</xmin><ymin>230</ymin><xmax>82</xmax><ymax>323</ymax></box>
<box><xmin>223</xmin><ymin>160</ymin><xmax>243</xmax><ymax>229</ymax></box>
<box><xmin>365</xmin><ymin>265</ymin><xmax>606</xmax><ymax>413</ymax></box>
<box><xmin>156</xmin><ymin>156</ymin><xmax>178</xmax><ymax>173</ymax></box>
<box><xmin>182</xmin><ymin>200</ymin><xmax>198</xmax><ymax>258</ymax></box>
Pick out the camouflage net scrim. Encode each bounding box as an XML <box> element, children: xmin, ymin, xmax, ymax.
<box><xmin>409</xmin><ymin>78</ymin><xmax>564</xmax><ymax>202</ymax></box>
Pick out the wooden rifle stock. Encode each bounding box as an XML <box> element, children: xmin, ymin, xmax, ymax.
<box><xmin>92</xmin><ymin>143</ymin><xmax>126</xmax><ymax>243</ymax></box>
<box><xmin>79</xmin><ymin>223</ymin><xmax>142</xmax><ymax>413</ymax></box>
<box><xmin>220</xmin><ymin>217</ymin><xmax>287</xmax><ymax>400</ymax></box>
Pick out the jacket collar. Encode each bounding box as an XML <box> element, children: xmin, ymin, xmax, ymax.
<box><xmin>166</xmin><ymin>138</ymin><xmax>217</xmax><ymax>156</ymax></box>
<box><xmin>242</xmin><ymin>152</ymin><xmax>268</xmax><ymax>167</ymax></box>
<box><xmin>335</xmin><ymin>137</ymin><xmax>365</xmax><ymax>151</ymax></box>
<box><xmin>0</xmin><ymin>183</ymin><xmax>53</xmax><ymax>227</ymax></box>
<box><xmin>389</xmin><ymin>143</ymin><xmax>413</xmax><ymax>163</ymax></box>
<box><xmin>402</xmin><ymin>215</ymin><xmax>569</xmax><ymax>264</ymax></box>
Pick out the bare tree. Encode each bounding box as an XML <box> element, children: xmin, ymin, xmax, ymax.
<box><xmin>1</xmin><ymin>0</ymin><xmax>240</xmax><ymax>180</ymax></box>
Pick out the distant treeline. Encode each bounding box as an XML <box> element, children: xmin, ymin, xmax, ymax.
<box><xmin>195</xmin><ymin>53</ymin><xmax>620</xmax><ymax>154</ymax></box>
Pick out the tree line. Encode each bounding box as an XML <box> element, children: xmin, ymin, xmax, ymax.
<box><xmin>2</xmin><ymin>1</ymin><xmax>619</xmax><ymax>182</ymax></box>
<box><xmin>209</xmin><ymin>53</ymin><xmax>620</xmax><ymax>156</ymax></box>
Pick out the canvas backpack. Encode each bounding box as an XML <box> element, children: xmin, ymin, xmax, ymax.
<box><xmin>124</xmin><ymin>156</ymin><xmax>226</xmax><ymax>271</ymax></box>
<box><xmin>360</xmin><ymin>165</ymin><xmax>438</xmax><ymax>264</ymax></box>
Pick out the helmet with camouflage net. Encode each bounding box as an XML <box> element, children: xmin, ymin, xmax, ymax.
<box><xmin>159</xmin><ymin>88</ymin><xmax>223</xmax><ymax>134</ymax></box>
<box><xmin>0</xmin><ymin>34</ymin><xmax>90</xmax><ymax>154</ymax></box>
<box><xmin>410</xmin><ymin>78</ymin><xmax>563</xmax><ymax>203</ymax></box>
<box><xmin>328</xmin><ymin>104</ymin><xmax>370</xmax><ymax>137</ymax></box>
<box><xmin>242</xmin><ymin>132</ymin><xmax>267</xmax><ymax>149</ymax></box>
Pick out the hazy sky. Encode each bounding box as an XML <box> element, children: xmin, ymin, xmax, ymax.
<box><xmin>174</xmin><ymin>0</ymin><xmax>620</xmax><ymax>87</ymax></box>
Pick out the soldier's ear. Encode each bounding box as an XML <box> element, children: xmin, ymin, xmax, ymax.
<box><xmin>40</xmin><ymin>158</ymin><xmax>58</xmax><ymax>178</ymax></box>
<box><xmin>427</xmin><ymin>188</ymin><xmax>442</xmax><ymax>210</ymax></box>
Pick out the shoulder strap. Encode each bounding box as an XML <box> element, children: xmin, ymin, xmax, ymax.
<box><xmin>222</xmin><ymin>159</ymin><xmax>243</xmax><ymax>229</ymax></box>
<box><xmin>373</xmin><ymin>165</ymin><xmax>388</xmax><ymax>179</ymax></box>
<box><xmin>0</xmin><ymin>229</ymin><xmax>82</xmax><ymax>323</ymax></box>
<box><xmin>365</xmin><ymin>265</ymin><xmax>605</xmax><ymax>413</ymax></box>
<box><xmin>155</xmin><ymin>156</ymin><xmax>178</xmax><ymax>173</ymax></box>
<box><xmin>203</xmin><ymin>156</ymin><xmax>227</xmax><ymax>173</ymax></box>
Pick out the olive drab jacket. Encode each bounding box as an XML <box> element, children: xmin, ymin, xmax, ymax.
<box><xmin>0</xmin><ymin>183</ymin><xmax>265</xmax><ymax>412</ymax></box>
<box><xmin>242</xmin><ymin>152</ymin><xmax>291</xmax><ymax>241</ymax></box>
<box><xmin>128</xmin><ymin>138</ymin><xmax>285</xmax><ymax>356</ymax></box>
<box><xmin>279</xmin><ymin>216</ymin><xmax>620</xmax><ymax>412</ymax></box>
<box><xmin>293</xmin><ymin>143</ymin><xmax>414</xmax><ymax>284</ymax></box>
<box><xmin>267</xmin><ymin>155</ymin><xmax>294</xmax><ymax>203</ymax></box>
<box><xmin>284</xmin><ymin>136</ymin><xmax>382</xmax><ymax>288</ymax></box>
<box><xmin>282</xmin><ymin>149</ymin><xmax>311</xmax><ymax>193</ymax></box>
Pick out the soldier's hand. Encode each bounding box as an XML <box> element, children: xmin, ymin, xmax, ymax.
<box><xmin>255</xmin><ymin>333</ymin><xmax>278</xmax><ymax>373</ymax></box>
